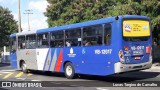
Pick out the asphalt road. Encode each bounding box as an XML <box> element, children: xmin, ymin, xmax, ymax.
<box><xmin>0</xmin><ymin>63</ymin><xmax>160</xmax><ymax>90</ymax></box>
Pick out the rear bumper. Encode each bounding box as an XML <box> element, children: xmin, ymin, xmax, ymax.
<box><xmin>114</xmin><ymin>61</ymin><xmax>152</xmax><ymax>73</ymax></box>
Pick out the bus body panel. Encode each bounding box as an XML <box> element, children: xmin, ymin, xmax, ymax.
<box><xmin>10</xmin><ymin>35</ymin><xmax>18</xmax><ymax>69</ymax></box>
<box><xmin>119</xmin><ymin>16</ymin><xmax>152</xmax><ymax>65</ymax></box>
<box><xmin>17</xmin><ymin>49</ymin><xmax>38</xmax><ymax>70</ymax></box>
<box><xmin>10</xmin><ymin>52</ymin><xmax>17</xmax><ymax>69</ymax></box>
<box><xmin>9</xmin><ymin>15</ymin><xmax>152</xmax><ymax>77</ymax></box>
<box><xmin>122</xmin><ymin>41</ymin><xmax>151</xmax><ymax>64</ymax></box>
<box><xmin>62</xmin><ymin>46</ymin><xmax>116</xmax><ymax>75</ymax></box>
<box><xmin>36</xmin><ymin>48</ymin><xmax>49</xmax><ymax>70</ymax></box>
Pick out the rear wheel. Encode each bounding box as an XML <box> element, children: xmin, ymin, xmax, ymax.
<box><xmin>64</xmin><ymin>62</ymin><xmax>76</xmax><ymax>79</ymax></box>
<box><xmin>21</xmin><ymin>62</ymin><xmax>28</xmax><ymax>73</ymax></box>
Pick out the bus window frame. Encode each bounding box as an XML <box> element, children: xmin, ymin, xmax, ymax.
<box><xmin>37</xmin><ymin>33</ymin><xmax>50</xmax><ymax>48</ymax></box>
<box><xmin>26</xmin><ymin>34</ymin><xmax>37</xmax><ymax>49</ymax></box>
<box><xmin>18</xmin><ymin>35</ymin><xmax>26</xmax><ymax>49</ymax></box>
<box><xmin>104</xmin><ymin>23</ymin><xmax>112</xmax><ymax>46</ymax></box>
<box><xmin>65</xmin><ymin>28</ymin><xmax>81</xmax><ymax>47</ymax></box>
<box><xmin>50</xmin><ymin>30</ymin><xmax>65</xmax><ymax>48</ymax></box>
<box><xmin>10</xmin><ymin>36</ymin><xmax>17</xmax><ymax>53</ymax></box>
<box><xmin>82</xmin><ymin>24</ymin><xmax>103</xmax><ymax>46</ymax></box>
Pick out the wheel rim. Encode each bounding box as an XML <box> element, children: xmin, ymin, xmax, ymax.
<box><xmin>66</xmin><ymin>65</ymin><xmax>72</xmax><ymax>76</ymax></box>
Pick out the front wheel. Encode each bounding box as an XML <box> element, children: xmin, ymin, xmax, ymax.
<box><xmin>64</xmin><ymin>62</ymin><xmax>76</xmax><ymax>79</ymax></box>
<box><xmin>21</xmin><ymin>62</ymin><xmax>28</xmax><ymax>73</ymax></box>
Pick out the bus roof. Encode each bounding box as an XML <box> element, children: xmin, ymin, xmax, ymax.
<box><xmin>11</xmin><ymin>15</ymin><xmax>150</xmax><ymax>36</ymax></box>
<box><xmin>37</xmin><ymin>16</ymin><xmax>115</xmax><ymax>34</ymax></box>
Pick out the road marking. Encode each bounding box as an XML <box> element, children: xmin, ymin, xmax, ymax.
<box><xmin>27</xmin><ymin>73</ymin><xmax>33</xmax><ymax>76</ymax></box>
<box><xmin>0</xmin><ymin>72</ymin><xmax>12</xmax><ymax>73</ymax></box>
<box><xmin>51</xmin><ymin>82</ymin><xmax>62</xmax><ymax>84</ymax></box>
<box><xmin>15</xmin><ymin>72</ymin><xmax>24</xmax><ymax>78</ymax></box>
<box><xmin>31</xmin><ymin>80</ymin><xmax>41</xmax><ymax>81</ymax></box>
<box><xmin>97</xmin><ymin>88</ymin><xmax>109</xmax><ymax>90</ymax></box>
<box><xmin>0</xmin><ymin>70</ymin><xmax>15</xmax><ymax>72</ymax></box>
<box><xmin>3</xmin><ymin>72</ymin><xmax>14</xmax><ymax>79</ymax></box>
<box><xmin>69</xmin><ymin>84</ymin><xmax>80</xmax><ymax>87</ymax></box>
<box><xmin>0</xmin><ymin>74</ymin><xmax>2</xmax><ymax>76</ymax></box>
<box><xmin>16</xmin><ymin>78</ymin><xmax>26</xmax><ymax>80</ymax></box>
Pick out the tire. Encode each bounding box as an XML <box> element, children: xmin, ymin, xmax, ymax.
<box><xmin>21</xmin><ymin>62</ymin><xmax>28</xmax><ymax>73</ymax></box>
<box><xmin>64</xmin><ymin>62</ymin><xmax>76</xmax><ymax>79</ymax></box>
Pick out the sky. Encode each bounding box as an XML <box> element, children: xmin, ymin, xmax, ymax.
<box><xmin>0</xmin><ymin>0</ymin><xmax>49</xmax><ymax>32</ymax></box>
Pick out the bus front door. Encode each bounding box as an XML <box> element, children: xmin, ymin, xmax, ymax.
<box><xmin>10</xmin><ymin>36</ymin><xmax>18</xmax><ymax>68</ymax></box>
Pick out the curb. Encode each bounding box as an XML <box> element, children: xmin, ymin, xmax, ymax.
<box><xmin>0</xmin><ymin>62</ymin><xmax>10</xmax><ymax>65</ymax></box>
<box><xmin>152</xmin><ymin>63</ymin><xmax>160</xmax><ymax>67</ymax></box>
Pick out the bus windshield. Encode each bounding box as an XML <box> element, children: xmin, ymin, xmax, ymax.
<box><xmin>122</xmin><ymin>20</ymin><xmax>150</xmax><ymax>41</ymax></box>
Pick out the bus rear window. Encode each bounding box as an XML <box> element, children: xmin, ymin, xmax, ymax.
<box><xmin>123</xmin><ymin>20</ymin><xmax>150</xmax><ymax>37</ymax></box>
<box><xmin>123</xmin><ymin>36</ymin><xmax>150</xmax><ymax>42</ymax></box>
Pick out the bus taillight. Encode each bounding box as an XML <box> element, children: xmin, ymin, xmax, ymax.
<box><xmin>124</xmin><ymin>46</ymin><xmax>129</xmax><ymax>51</ymax></box>
<box><xmin>119</xmin><ymin>50</ymin><xmax>125</xmax><ymax>64</ymax></box>
<box><xmin>146</xmin><ymin>46</ymin><xmax>150</xmax><ymax>54</ymax></box>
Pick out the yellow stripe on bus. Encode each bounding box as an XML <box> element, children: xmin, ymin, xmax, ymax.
<box><xmin>15</xmin><ymin>72</ymin><xmax>24</xmax><ymax>78</ymax></box>
<box><xmin>3</xmin><ymin>73</ymin><xmax>14</xmax><ymax>79</ymax></box>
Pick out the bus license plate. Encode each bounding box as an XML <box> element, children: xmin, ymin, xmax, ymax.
<box><xmin>132</xmin><ymin>50</ymin><xmax>143</xmax><ymax>55</ymax></box>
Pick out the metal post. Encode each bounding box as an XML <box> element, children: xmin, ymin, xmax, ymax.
<box><xmin>24</xmin><ymin>10</ymin><xmax>33</xmax><ymax>31</ymax></box>
<box><xmin>18</xmin><ymin>0</ymin><xmax>21</xmax><ymax>32</ymax></box>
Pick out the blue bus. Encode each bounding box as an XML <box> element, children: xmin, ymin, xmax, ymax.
<box><xmin>10</xmin><ymin>15</ymin><xmax>152</xmax><ymax>79</ymax></box>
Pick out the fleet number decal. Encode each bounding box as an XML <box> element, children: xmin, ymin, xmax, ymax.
<box><xmin>95</xmin><ymin>49</ymin><xmax>112</xmax><ymax>54</ymax></box>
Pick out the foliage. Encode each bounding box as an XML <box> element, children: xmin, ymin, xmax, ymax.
<box><xmin>0</xmin><ymin>6</ymin><xmax>18</xmax><ymax>47</ymax></box>
<box><xmin>44</xmin><ymin>0</ymin><xmax>160</xmax><ymax>29</ymax></box>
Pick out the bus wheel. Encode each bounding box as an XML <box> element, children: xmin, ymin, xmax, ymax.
<box><xmin>21</xmin><ymin>62</ymin><xmax>28</xmax><ymax>73</ymax></box>
<box><xmin>64</xmin><ymin>62</ymin><xmax>75</xmax><ymax>79</ymax></box>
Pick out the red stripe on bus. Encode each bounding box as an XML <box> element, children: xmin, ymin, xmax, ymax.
<box><xmin>54</xmin><ymin>49</ymin><xmax>63</xmax><ymax>72</ymax></box>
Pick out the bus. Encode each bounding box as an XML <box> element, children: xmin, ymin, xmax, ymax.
<box><xmin>10</xmin><ymin>15</ymin><xmax>152</xmax><ymax>79</ymax></box>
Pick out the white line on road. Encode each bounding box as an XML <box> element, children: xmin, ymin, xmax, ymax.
<box><xmin>16</xmin><ymin>78</ymin><xmax>26</xmax><ymax>80</ymax></box>
<box><xmin>0</xmin><ymin>70</ymin><xmax>16</xmax><ymax>72</ymax></box>
<box><xmin>69</xmin><ymin>84</ymin><xmax>80</xmax><ymax>87</ymax></box>
<box><xmin>52</xmin><ymin>82</ymin><xmax>62</xmax><ymax>84</ymax></box>
<box><xmin>97</xmin><ymin>88</ymin><xmax>109</xmax><ymax>90</ymax></box>
<box><xmin>31</xmin><ymin>80</ymin><xmax>41</xmax><ymax>81</ymax></box>
<box><xmin>0</xmin><ymin>72</ymin><xmax>13</xmax><ymax>73</ymax></box>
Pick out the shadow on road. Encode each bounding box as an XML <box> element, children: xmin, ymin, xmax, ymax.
<box><xmin>28</xmin><ymin>70</ymin><xmax>160</xmax><ymax>83</ymax></box>
<box><xmin>78</xmin><ymin>71</ymin><xmax>160</xmax><ymax>82</ymax></box>
<box><xmin>0</xmin><ymin>88</ymin><xmax>10</xmax><ymax>90</ymax></box>
<box><xmin>0</xmin><ymin>63</ymin><xmax>10</xmax><ymax>67</ymax></box>
<box><xmin>29</xmin><ymin>70</ymin><xmax>66</xmax><ymax>78</ymax></box>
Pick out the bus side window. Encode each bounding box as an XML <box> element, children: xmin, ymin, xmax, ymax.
<box><xmin>26</xmin><ymin>34</ymin><xmax>36</xmax><ymax>49</ymax></box>
<box><xmin>50</xmin><ymin>31</ymin><xmax>64</xmax><ymax>48</ymax></box>
<box><xmin>65</xmin><ymin>28</ymin><xmax>81</xmax><ymax>47</ymax></box>
<box><xmin>37</xmin><ymin>33</ymin><xmax>49</xmax><ymax>48</ymax></box>
<box><xmin>104</xmin><ymin>24</ymin><xmax>111</xmax><ymax>45</ymax></box>
<box><xmin>18</xmin><ymin>36</ymin><xmax>25</xmax><ymax>49</ymax></box>
<box><xmin>10</xmin><ymin>37</ymin><xmax>16</xmax><ymax>53</ymax></box>
<box><xmin>83</xmin><ymin>25</ymin><xmax>103</xmax><ymax>46</ymax></box>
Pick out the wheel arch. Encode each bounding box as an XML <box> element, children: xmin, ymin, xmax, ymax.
<box><xmin>19</xmin><ymin>59</ymin><xmax>25</xmax><ymax>68</ymax></box>
<box><xmin>63</xmin><ymin>60</ymin><xmax>72</xmax><ymax>71</ymax></box>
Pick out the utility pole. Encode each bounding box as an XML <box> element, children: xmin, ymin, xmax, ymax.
<box><xmin>24</xmin><ymin>10</ymin><xmax>33</xmax><ymax>31</ymax></box>
<box><xmin>18</xmin><ymin>0</ymin><xmax>21</xmax><ymax>32</ymax></box>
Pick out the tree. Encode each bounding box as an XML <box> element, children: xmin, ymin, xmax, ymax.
<box><xmin>0</xmin><ymin>6</ymin><xmax>18</xmax><ymax>47</ymax></box>
<box><xmin>44</xmin><ymin>0</ymin><xmax>115</xmax><ymax>27</ymax></box>
<box><xmin>44</xmin><ymin>0</ymin><xmax>160</xmax><ymax>29</ymax></box>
